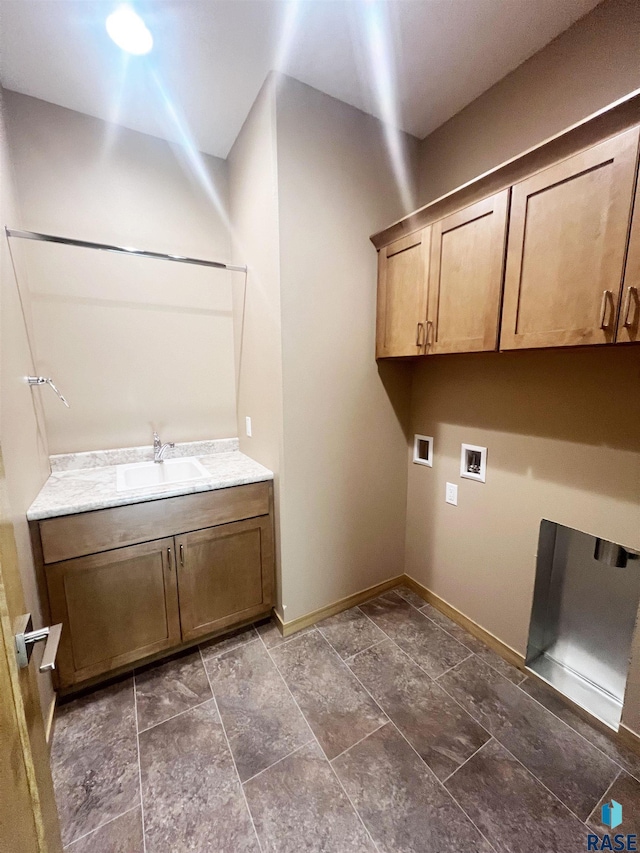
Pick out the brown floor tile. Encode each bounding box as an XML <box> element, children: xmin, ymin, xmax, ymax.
<box><xmin>475</xmin><ymin>647</ymin><xmax>526</xmax><ymax>685</ymax></box>
<box><xmin>420</xmin><ymin>603</ymin><xmax>487</xmax><ymax>653</ymax></box>
<box><xmin>51</xmin><ymin>678</ymin><xmax>139</xmax><ymax>847</ymax></box>
<box><xmin>521</xmin><ymin>677</ymin><xmax>640</xmax><ymax>780</ymax></box>
<box><xmin>139</xmin><ymin>699</ymin><xmax>259</xmax><ymax>853</ymax></box>
<box><xmin>348</xmin><ymin>639</ymin><xmax>490</xmax><ymax>780</ymax></box>
<box><xmin>439</xmin><ymin>657</ymin><xmax>619</xmax><ymax>819</ymax></box>
<box><xmin>255</xmin><ymin>619</ymin><xmax>315</xmax><ymax>648</ymax></box>
<box><xmin>64</xmin><ymin>807</ymin><xmax>144</xmax><ymax>853</ymax></box>
<box><xmin>317</xmin><ymin>606</ymin><xmax>386</xmax><ymax>659</ymax></box>
<box><xmin>446</xmin><ymin>739</ymin><xmax>588</xmax><ymax>853</ymax></box>
<box><xmin>134</xmin><ymin>649</ymin><xmax>211</xmax><ymax>731</ymax></box>
<box><xmin>244</xmin><ymin>741</ymin><xmax>375</xmax><ymax>853</ymax></box>
<box><xmin>270</xmin><ymin>631</ymin><xmax>387</xmax><ymax>759</ymax></box>
<box><xmin>394</xmin><ymin>585</ymin><xmax>427</xmax><ymax>609</ymax></box>
<box><xmin>587</xmin><ymin>771</ymin><xmax>640</xmax><ymax>836</ymax></box>
<box><xmin>360</xmin><ymin>591</ymin><xmax>471</xmax><ymax>677</ymax></box>
<box><xmin>199</xmin><ymin>624</ymin><xmax>258</xmax><ymax>660</ymax></box>
<box><xmin>333</xmin><ymin>722</ymin><xmax>494</xmax><ymax>852</ymax></box>
<box><xmin>205</xmin><ymin>639</ymin><xmax>312</xmax><ymax>781</ymax></box>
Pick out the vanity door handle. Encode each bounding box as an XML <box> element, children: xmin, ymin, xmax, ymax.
<box><xmin>179</xmin><ymin>544</ymin><xmax>184</xmax><ymax>567</ymax></box>
<box><xmin>167</xmin><ymin>548</ymin><xmax>173</xmax><ymax>571</ymax></box>
<box><xmin>416</xmin><ymin>322</ymin><xmax>424</xmax><ymax>347</ymax></box>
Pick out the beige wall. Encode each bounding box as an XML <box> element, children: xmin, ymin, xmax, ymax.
<box><xmin>409</xmin><ymin>0</ymin><xmax>640</xmax><ymax>733</ymax></box>
<box><xmin>227</xmin><ymin>75</ymin><xmax>416</xmax><ymax>622</ymax></box>
<box><xmin>0</xmin><ymin>86</ymin><xmax>54</xmax><ymax>722</ymax></box>
<box><xmin>228</xmin><ymin>76</ymin><xmax>285</xmax><ymax>602</ymax></box>
<box><xmin>275</xmin><ymin>76</ymin><xmax>415</xmax><ymax>622</ymax></box>
<box><xmin>229</xmin><ymin>77</ymin><xmax>283</xmax><ymax>478</ymax></box>
<box><xmin>406</xmin><ymin>348</ymin><xmax>640</xmax><ymax>649</ymax></box>
<box><xmin>417</xmin><ymin>0</ymin><xmax>640</xmax><ymax>205</ymax></box>
<box><xmin>4</xmin><ymin>92</ymin><xmax>236</xmax><ymax>454</ymax></box>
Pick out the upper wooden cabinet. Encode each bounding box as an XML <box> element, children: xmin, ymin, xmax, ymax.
<box><xmin>618</xmin><ymin>170</ymin><xmax>640</xmax><ymax>344</ymax></box>
<box><xmin>373</xmin><ymin>94</ymin><xmax>640</xmax><ymax>358</ymax></box>
<box><xmin>376</xmin><ymin>229</ymin><xmax>430</xmax><ymax>357</ymax></box>
<box><xmin>427</xmin><ymin>191</ymin><xmax>509</xmax><ymax>354</ymax></box>
<box><xmin>500</xmin><ymin>127</ymin><xmax>640</xmax><ymax>350</ymax></box>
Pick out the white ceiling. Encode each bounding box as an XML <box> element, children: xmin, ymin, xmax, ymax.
<box><xmin>0</xmin><ymin>0</ymin><xmax>602</xmax><ymax>159</ymax></box>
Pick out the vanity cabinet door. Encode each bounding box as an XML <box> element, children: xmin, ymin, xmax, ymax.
<box><xmin>427</xmin><ymin>191</ymin><xmax>509</xmax><ymax>354</ymax></box>
<box><xmin>177</xmin><ymin>516</ymin><xmax>275</xmax><ymax>642</ymax></box>
<box><xmin>500</xmin><ymin>126</ymin><xmax>640</xmax><ymax>350</ymax></box>
<box><xmin>47</xmin><ymin>538</ymin><xmax>180</xmax><ymax>688</ymax></box>
<box><xmin>376</xmin><ymin>228</ymin><xmax>431</xmax><ymax>357</ymax></box>
<box><xmin>617</xmin><ymin>167</ymin><xmax>640</xmax><ymax>344</ymax></box>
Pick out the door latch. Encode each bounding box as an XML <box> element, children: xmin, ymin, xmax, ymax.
<box><xmin>14</xmin><ymin>613</ymin><xmax>63</xmax><ymax>672</ymax></box>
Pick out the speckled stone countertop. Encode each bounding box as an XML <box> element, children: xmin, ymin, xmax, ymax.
<box><xmin>27</xmin><ymin>438</ymin><xmax>273</xmax><ymax>521</ymax></box>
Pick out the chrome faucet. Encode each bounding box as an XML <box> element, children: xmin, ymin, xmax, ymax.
<box><xmin>153</xmin><ymin>431</ymin><xmax>175</xmax><ymax>463</ymax></box>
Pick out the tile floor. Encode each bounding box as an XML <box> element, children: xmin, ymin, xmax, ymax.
<box><xmin>51</xmin><ymin>586</ymin><xmax>640</xmax><ymax>852</ymax></box>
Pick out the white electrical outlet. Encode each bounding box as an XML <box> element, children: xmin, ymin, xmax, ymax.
<box><xmin>245</xmin><ymin>416</ymin><xmax>252</xmax><ymax>437</ymax></box>
<box><xmin>445</xmin><ymin>482</ymin><xmax>458</xmax><ymax>506</ymax></box>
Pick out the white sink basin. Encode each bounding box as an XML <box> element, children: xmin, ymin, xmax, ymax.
<box><xmin>116</xmin><ymin>457</ymin><xmax>211</xmax><ymax>492</ymax></box>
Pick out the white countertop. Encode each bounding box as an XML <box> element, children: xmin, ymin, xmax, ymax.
<box><xmin>27</xmin><ymin>439</ymin><xmax>273</xmax><ymax>521</ymax></box>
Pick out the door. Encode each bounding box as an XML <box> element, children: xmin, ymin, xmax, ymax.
<box><xmin>376</xmin><ymin>228</ymin><xmax>430</xmax><ymax>357</ymax></box>
<box><xmin>501</xmin><ymin>126</ymin><xmax>640</xmax><ymax>350</ymax></box>
<box><xmin>617</xmin><ymin>166</ymin><xmax>640</xmax><ymax>344</ymax></box>
<box><xmin>177</xmin><ymin>516</ymin><xmax>274</xmax><ymax>642</ymax></box>
<box><xmin>427</xmin><ymin>191</ymin><xmax>509</xmax><ymax>354</ymax></box>
<box><xmin>0</xmin><ymin>445</ymin><xmax>63</xmax><ymax>852</ymax></box>
<box><xmin>46</xmin><ymin>538</ymin><xmax>180</xmax><ymax>687</ymax></box>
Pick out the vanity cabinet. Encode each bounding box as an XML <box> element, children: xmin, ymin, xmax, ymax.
<box><xmin>31</xmin><ymin>481</ymin><xmax>275</xmax><ymax>690</ymax></box>
<box><xmin>500</xmin><ymin>127</ymin><xmax>640</xmax><ymax>350</ymax></box>
<box><xmin>376</xmin><ymin>229</ymin><xmax>430</xmax><ymax>357</ymax></box>
<box><xmin>426</xmin><ymin>191</ymin><xmax>509</xmax><ymax>354</ymax></box>
<box><xmin>177</xmin><ymin>516</ymin><xmax>274</xmax><ymax>642</ymax></box>
<box><xmin>46</xmin><ymin>538</ymin><xmax>181</xmax><ymax>686</ymax></box>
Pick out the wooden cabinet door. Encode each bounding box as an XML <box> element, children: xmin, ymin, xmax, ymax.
<box><xmin>177</xmin><ymin>516</ymin><xmax>274</xmax><ymax>642</ymax></box>
<box><xmin>427</xmin><ymin>191</ymin><xmax>509</xmax><ymax>354</ymax></box>
<box><xmin>376</xmin><ymin>228</ymin><xmax>430</xmax><ymax>357</ymax></box>
<box><xmin>47</xmin><ymin>538</ymin><xmax>180</xmax><ymax>687</ymax></box>
<box><xmin>501</xmin><ymin>127</ymin><xmax>640</xmax><ymax>350</ymax></box>
<box><xmin>617</xmin><ymin>169</ymin><xmax>640</xmax><ymax>344</ymax></box>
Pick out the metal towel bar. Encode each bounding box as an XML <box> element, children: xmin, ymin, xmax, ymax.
<box><xmin>5</xmin><ymin>227</ymin><xmax>247</xmax><ymax>273</ymax></box>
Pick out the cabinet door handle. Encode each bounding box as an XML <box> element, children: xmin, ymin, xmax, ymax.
<box><xmin>167</xmin><ymin>548</ymin><xmax>173</xmax><ymax>571</ymax></box>
<box><xmin>416</xmin><ymin>322</ymin><xmax>424</xmax><ymax>347</ymax></box>
<box><xmin>622</xmin><ymin>286</ymin><xmax>638</xmax><ymax>327</ymax></box>
<box><xmin>426</xmin><ymin>319</ymin><xmax>433</xmax><ymax>348</ymax></box>
<box><xmin>599</xmin><ymin>290</ymin><xmax>612</xmax><ymax>329</ymax></box>
<box><xmin>179</xmin><ymin>544</ymin><xmax>184</xmax><ymax>566</ymax></box>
